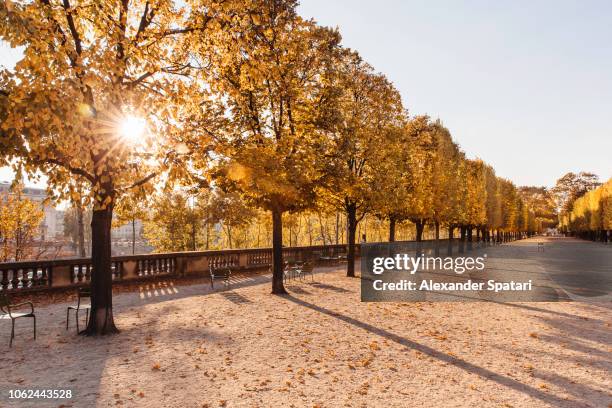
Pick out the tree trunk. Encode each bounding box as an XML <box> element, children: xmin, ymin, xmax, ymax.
<box><xmin>191</xmin><ymin>220</ymin><xmax>197</xmax><ymax>251</ymax></box>
<box><xmin>335</xmin><ymin>212</ymin><xmax>340</xmax><ymax>245</ymax></box>
<box><xmin>226</xmin><ymin>225</ymin><xmax>233</xmax><ymax>248</ymax></box>
<box><xmin>389</xmin><ymin>217</ymin><xmax>396</xmax><ymax>242</ymax></box>
<box><xmin>467</xmin><ymin>226</ymin><xmax>473</xmax><ymax>250</ymax></box>
<box><xmin>415</xmin><ymin>220</ymin><xmax>425</xmax><ymax>242</ymax></box>
<box><xmin>83</xmin><ymin>204</ymin><xmax>118</xmax><ymax>335</ymax></box>
<box><xmin>77</xmin><ymin>204</ymin><xmax>86</xmax><ymax>257</ymax></box>
<box><xmin>346</xmin><ymin>203</ymin><xmax>357</xmax><ymax>278</ymax></box>
<box><xmin>434</xmin><ymin>221</ymin><xmax>440</xmax><ymax>256</ymax></box>
<box><xmin>271</xmin><ymin>208</ymin><xmax>287</xmax><ymax>294</ymax></box>
<box><xmin>131</xmin><ymin>219</ymin><xmax>136</xmax><ymax>255</ymax></box>
<box><xmin>318</xmin><ymin>213</ymin><xmax>327</xmax><ymax>246</ymax></box>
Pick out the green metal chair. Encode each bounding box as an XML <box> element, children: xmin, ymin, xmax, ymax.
<box><xmin>66</xmin><ymin>287</ymin><xmax>91</xmax><ymax>332</ymax></box>
<box><xmin>0</xmin><ymin>292</ymin><xmax>36</xmax><ymax>347</ymax></box>
<box><xmin>294</xmin><ymin>262</ymin><xmax>315</xmax><ymax>282</ymax></box>
<box><xmin>209</xmin><ymin>267</ymin><xmax>231</xmax><ymax>290</ymax></box>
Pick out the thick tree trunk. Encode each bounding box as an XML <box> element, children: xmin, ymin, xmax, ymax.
<box><xmin>271</xmin><ymin>209</ymin><xmax>286</xmax><ymax>294</ymax></box>
<box><xmin>389</xmin><ymin>217</ymin><xmax>396</xmax><ymax>242</ymax></box>
<box><xmin>83</xmin><ymin>204</ymin><xmax>118</xmax><ymax>335</ymax></box>
<box><xmin>415</xmin><ymin>220</ymin><xmax>425</xmax><ymax>242</ymax></box>
<box><xmin>447</xmin><ymin>225</ymin><xmax>454</xmax><ymax>255</ymax></box>
<box><xmin>346</xmin><ymin>204</ymin><xmax>357</xmax><ymax>278</ymax></box>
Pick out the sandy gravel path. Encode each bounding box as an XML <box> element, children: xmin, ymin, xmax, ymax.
<box><xmin>0</xmin><ymin>238</ymin><xmax>610</xmax><ymax>407</ymax></box>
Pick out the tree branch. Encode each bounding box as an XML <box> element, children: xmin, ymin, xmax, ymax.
<box><xmin>39</xmin><ymin>157</ymin><xmax>95</xmax><ymax>184</ymax></box>
<box><xmin>61</xmin><ymin>0</ymin><xmax>83</xmax><ymax>56</ymax></box>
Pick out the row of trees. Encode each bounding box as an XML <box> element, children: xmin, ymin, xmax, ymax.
<box><xmin>1</xmin><ymin>0</ymin><xmax>543</xmax><ymax>334</ymax></box>
<box><xmin>559</xmin><ymin>178</ymin><xmax>612</xmax><ymax>241</ymax></box>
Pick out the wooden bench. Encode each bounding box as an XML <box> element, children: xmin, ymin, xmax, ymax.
<box><xmin>209</xmin><ymin>267</ymin><xmax>231</xmax><ymax>290</ymax></box>
<box><xmin>537</xmin><ymin>242</ymin><xmax>545</xmax><ymax>252</ymax></box>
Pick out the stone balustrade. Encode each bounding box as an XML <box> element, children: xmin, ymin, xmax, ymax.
<box><xmin>0</xmin><ymin>244</ymin><xmax>354</xmax><ymax>293</ymax></box>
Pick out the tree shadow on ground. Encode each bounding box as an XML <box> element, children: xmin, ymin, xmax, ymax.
<box><xmin>532</xmin><ymin>371</ymin><xmax>611</xmax><ymax>406</ymax></box>
<box><xmin>219</xmin><ymin>291</ymin><xmax>253</xmax><ymax>305</ymax></box>
<box><xmin>284</xmin><ymin>294</ymin><xmax>583</xmax><ymax>407</ymax></box>
<box><xmin>285</xmin><ymin>285</ymin><xmax>312</xmax><ymax>295</ymax></box>
<box><xmin>306</xmin><ymin>282</ymin><xmax>352</xmax><ymax>293</ymax></box>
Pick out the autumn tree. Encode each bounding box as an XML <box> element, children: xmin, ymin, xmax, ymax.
<box><xmin>552</xmin><ymin>172</ymin><xmax>601</xmax><ymax>215</ymax></box>
<box><xmin>113</xmin><ymin>191</ymin><xmax>148</xmax><ymax>255</ymax></box>
<box><xmin>322</xmin><ymin>50</ymin><xmax>404</xmax><ymax>276</ymax></box>
<box><xmin>143</xmin><ymin>191</ymin><xmax>206</xmax><ymax>252</ymax></box>
<box><xmin>194</xmin><ymin>1</ymin><xmax>341</xmax><ymax>292</ymax></box>
<box><xmin>207</xmin><ymin>190</ymin><xmax>256</xmax><ymax>249</ymax></box>
<box><xmin>401</xmin><ymin>116</ymin><xmax>436</xmax><ymax>242</ymax></box>
<box><xmin>518</xmin><ymin>186</ymin><xmax>557</xmax><ymax>233</ymax></box>
<box><xmin>0</xmin><ymin>184</ymin><xmax>44</xmax><ymax>261</ymax></box>
<box><xmin>0</xmin><ymin>0</ymin><xmax>213</xmax><ymax>334</ymax></box>
<box><xmin>481</xmin><ymin>164</ymin><xmax>501</xmax><ymax>241</ymax></box>
<box><xmin>63</xmin><ymin>204</ymin><xmax>92</xmax><ymax>256</ymax></box>
<box><xmin>562</xmin><ymin>178</ymin><xmax>611</xmax><ymax>241</ymax></box>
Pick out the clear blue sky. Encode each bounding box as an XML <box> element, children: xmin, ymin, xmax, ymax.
<box><xmin>1</xmin><ymin>1</ymin><xmax>611</xmax><ymax>187</ymax></box>
<box><xmin>298</xmin><ymin>0</ymin><xmax>612</xmax><ymax>187</ymax></box>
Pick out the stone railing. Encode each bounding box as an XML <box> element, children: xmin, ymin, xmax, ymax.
<box><xmin>0</xmin><ymin>244</ymin><xmax>354</xmax><ymax>294</ymax></box>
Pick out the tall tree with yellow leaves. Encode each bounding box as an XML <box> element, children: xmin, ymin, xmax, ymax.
<box><xmin>194</xmin><ymin>1</ymin><xmax>341</xmax><ymax>292</ymax></box>
<box><xmin>0</xmin><ymin>0</ymin><xmax>214</xmax><ymax>334</ymax></box>
<box><xmin>322</xmin><ymin>50</ymin><xmax>405</xmax><ymax>276</ymax></box>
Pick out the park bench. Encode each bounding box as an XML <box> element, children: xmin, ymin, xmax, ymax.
<box><xmin>66</xmin><ymin>287</ymin><xmax>91</xmax><ymax>333</ymax></box>
<box><xmin>537</xmin><ymin>242</ymin><xmax>545</xmax><ymax>252</ymax></box>
<box><xmin>209</xmin><ymin>266</ymin><xmax>231</xmax><ymax>290</ymax></box>
<box><xmin>0</xmin><ymin>292</ymin><xmax>36</xmax><ymax>347</ymax></box>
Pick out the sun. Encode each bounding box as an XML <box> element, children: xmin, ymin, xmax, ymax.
<box><xmin>119</xmin><ymin>115</ymin><xmax>147</xmax><ymax>143</ymax></box>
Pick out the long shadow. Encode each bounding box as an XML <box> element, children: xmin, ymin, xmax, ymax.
<box><xmin>532</xmin><ymin>371</ymin><xmax>610</xmax><ymax>405</ymax></box>
<box><xmin>307</xmin><ymin>282</ymin><xmax>353</xmax><ymax>293</ymax></box>
<box><xmin>423</xmin><ymin>290</ymin><xmax>580</xmax><ymax>319</ymax></box>
<box><xmin>219</xmin><ymin>291</ymin><xmax>253</xmax><ymax>305</ymax></box>
<box><xmin>285</xmin><ymin>285</ymin><xmax>312</xmax><ymax>295</ymax></box>
<box><xmin>284</xmin><ymin>295</ymin><xmax>579</xmax><ymax>407</ymax></box>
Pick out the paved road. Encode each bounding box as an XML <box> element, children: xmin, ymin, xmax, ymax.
<box><xmin>362</xmin><ymin>236</ymin><xmax>612</xmax><ymax>302</ymax></box>
<box><xmin>464</xmin><ymin>236</ymin><xmax>611</xmax><ymax>302</ymax></box>
<box><xmin>528</xmin><ymin>236</ymin><xmax>612</xmax><ymax>299</ymax></box>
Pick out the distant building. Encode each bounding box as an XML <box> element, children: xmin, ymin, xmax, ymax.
<box><xmin>0</xmin><ymin>181</ymin><xmax>65</xmax><ymax>240</ymax></box>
